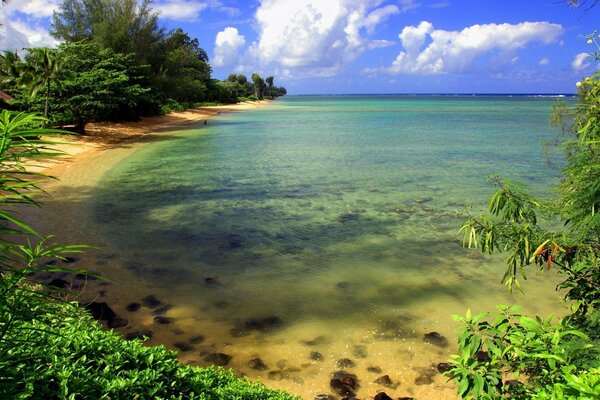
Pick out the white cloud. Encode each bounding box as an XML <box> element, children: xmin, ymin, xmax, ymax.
<box><xmin>244</xmin><ymin>0</ymin><xmax>410</xmax><ymax>78</ymax></box>
<box><xmin>0</xmin><ymin>0</ymin><xmax>61</xmax><ymax>51</ymax></box>
<box><xmin>572</xmin><ymin>52</ymin><xmax>592</xmax><ymax>71</ymax></box>
<box><xmin>539</xmin><ymin>57</ymin><xmax>550</xmax><ymax>65</ymax></box>
<box><xmin>213</xmin><ymin>27</ymin><xmax>246</xmax><ymax>67</ymax></box>
<box><xmin>154</xmin><ymin>0</ymin><xmax>209</xmax><ymax>21</ymax></box>
<box><xmin>153</xmin><ymin>0</ymin><xmax>241</xmax><ymax>21</ymax></box>
<box><xmin>378</xmin><ymin>21</ymin><xmax>564</xmax><ymax>75</ymax></box>
<box><xmin>4</xmin><ymin>0</ymin><xmax>61</xmax><ymax>18</ymax></box>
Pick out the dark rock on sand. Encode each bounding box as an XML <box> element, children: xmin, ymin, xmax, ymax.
<box><xmin>154</xmin><ymin>316</ymin><xmax>174</xmax><ymax>325</ymax></box>
<box><xmin>437</xmin><ymin>362</ymin><xmax>454</xmax><ymax>374</ymax></box>
<box><xmin>414</xmin><ymin>374</ymin><xmax>434</xmax><ymax>385</ymax></box>
<box><xmin>84</xmin><ymin>302</ymin><xmax>116</xmax><ymax>321</ymax></box>
<box><xmin>398</xmin><ymin>397</ymin><xmax>416</xmax><ymax>400</ymax></box>
<box><xmin>108</xmin><ymin>316</ymin><xmax>128</xmax><ymax>328</ymax></box>
<box><xmin>125</xmin><ymin>329</ymin><xmax>153</xmax><ymax>340</ymax></box>
<box><xmin>353</xmin><ymin>345</ymin><xmax>367</xmax><ymax>358</ymax></box>
<box><xmin>142</xmin><ymin>295</ymin><xmax>163</xmax><ymax>308</ymax></box>
<box><xmin>330</xmin><ymin>371</ymin><xmax>359</xmax><ymax>396</ymax></box>
<box><xmin>337</xmin><ymin>358</ymin><xmax>355</xmax><ymax>368</ymax></box>
<box><xmin>374</xmin><ymin>375</ymin><xmax>393</xmax><ymax>387</ymax></box>
<box><xmin>247</xmin><ymin>358</ymin><xmax>268</xmax><ymax>371</ymax></box>
<box><xmin>374</xmin><ymin>392</ymin><xmax>393</xmax><ymax>400</ymax></box>
<box><xmin>203</xmin><ymin>352</ymin><xmax>232</xmax><ymax>366</ymax></box>
<box><xmin>189</xmin><ymin>335</ymin><xmax>205</xmax><ymax>344</ymax></box>
<box><xmin>423</xmin><ymin>331</ymin><xmax>449</xmax><ymax>348</ymax></box>
<box><xmin>367</xmin><ymin>366</ymin><xmax>382</xmax><ymax>374</ymax></box>
<box><xmin>174</xmin><ymin>342</ymin><xmax>194</xmax><ymax>352</ymax></box>
<box><xmin>126</xmin><ymin>302</ymin><xmax>142</xmax><ymax>312</ymax></box>
<box><xmin>310</xmin><ymin>351</ymin><xmax>324</xmax><ymax>361</ymax></box>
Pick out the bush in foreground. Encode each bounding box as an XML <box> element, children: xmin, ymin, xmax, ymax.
<box><xmin>1</xmin><ymin>287</ymin><xmax>297</xmax><ymax>400</ymax></box>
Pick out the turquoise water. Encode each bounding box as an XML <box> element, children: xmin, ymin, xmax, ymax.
<box><xmin>92</xmin><ymin>95</ymin><xmax>571</xmax><ymax>398</ymax></box>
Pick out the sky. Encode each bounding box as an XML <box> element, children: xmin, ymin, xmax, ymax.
<box><xmin>1</xmin><ymin>0</ymin><xmax>599</xmax><ymax>94</ymax></box>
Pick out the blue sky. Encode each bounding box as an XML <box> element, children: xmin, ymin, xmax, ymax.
<box><xmin>1</xmin><ymin>0</ymin><xmax>599</xmax><ymax>94</ymax></box>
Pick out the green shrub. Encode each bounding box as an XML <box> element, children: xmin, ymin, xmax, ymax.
<box><xmin>0</xmin><ymin>288</ymin><xmax>298</xmax><ymax>400</ymax></box>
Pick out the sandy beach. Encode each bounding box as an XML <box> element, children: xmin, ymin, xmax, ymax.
<box><xmin>29</xmin><ymin>101</ymin><xmax>272</xmax><ymax>175</ymax></box>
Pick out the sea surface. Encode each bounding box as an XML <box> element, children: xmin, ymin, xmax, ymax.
<box><xmin>85</xmin><ymin>95</ymin><xmax>572</xmax><ymax>399</ymax></box>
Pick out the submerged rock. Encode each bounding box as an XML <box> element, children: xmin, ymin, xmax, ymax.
<box><xmin>244</xmin><ymin>316</ymin><xmax>284</xmax><ymax>332</ymax></box>
<box><xmin>174</xmin><ymin>342</ymin><xmax>194</xmax><ymax>352</ymax></box>
<box><xmin>268</xmin><ymin>371</ymin><xmax>286</xmax><ymax>381</ymax></box>
<box><xmin>374</xmin><ymin>392</ymin><xmax>393</xmax><ymax>400</ymax></box>
<box><xmin>247</xmin><ymin>358</ymin><xmax>268</xmax><ymax>371</ymax></box>
<box><xmin>352</xmin><ymin>345</ymin><xmax>367</xmax><ymax>359</ymax></box>
<box><xmin>142</xmin><ymin>295</ymin><xmax>163</xmax><ymax>308</ymax></box>
<box><xmin>330</xmin><ymin>371</ymin><xmax>359</xmax><ymax>396</ymax></box>
<box><xmin>414</xmin><ymin>366</ymin><xmax>437</xmax><ymax>386</ymax></box>
<box><xmin>367</xmin><ymin>366</ymin><xmax>382</xmax><ymax>374</ymax></box>
<box><xmin>310</xmin><ymin>351</ymin><xmax>324</xmax><ymax>361</ymax></box>
<box><xmin>204</xmin><ymin>277</ymin><xmax>221</xmax><ymax>287</ymax></box>
<box><xmin>337</xmin><ymin>358</ymin><xmax>355</xmax><ymax>368</ymax></box>
<box><xmin>152</xmin><ymin>304</ymin><xmax>173</xmax><ymax>316</ymax></box>
<box><xmin>301</xmin><ymin>335</ymin><xmax>329</xmax><ymax>346</ymax></box>
<box><xmin>374</xmin><ymin>375</ymin><xmax>394</xmax><ymax>388</ymax></box>
<box><xmin>126</xmin><ymin>302</ymin><xmax>142</xmax><ymax>312</ymax></box>
<box><xmin>154</xmin><ymin>316</ymin><xmax>174</xmax><ymax>325</ymax></box>
<box><xmin>107</xmin><ymin>316</ymin><xmax>128</xmax><ymax>328</ymax></box>
<box><xmin>84</xmin><ymin>302</ymin><xmax>116</xmax><ymax>321</ymax></box>
<box><xmin>437</xmin><ymin>362</ymin><xmax>454</xmax><ymax>374</ymax></box>
<box><xmin>338</xmin><ymin>212</ymin><xmax>359</xmax><ymax>223</ymax></box>
<box><xmin>125</xmin><ymin>329</ymin><xmax>153</xmax><ymax>340</ymax></box>
<box><xmin>189</xmin><ymin>335</ymin><xmax>205</xmax><ymax>344</ymax></box>
<box><xmin>203</xmin><ymin>352</ymin><xmax>232</xmax><ymax>366</ymax></box>
<box><xmin>423</xmin><ymin>331</ymin><xmax>449</xmax><ymax>348</ymax></box>
<box><xmin>225</xmin><ymin>234</ymin><xmax>243</xmax><ymax>250</ymax></box>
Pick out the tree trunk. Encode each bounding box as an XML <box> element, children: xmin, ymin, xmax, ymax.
<box><xmin>43</xmin><ymin>82</ymin><xmax>50</xmax><ymax>126</ymax></box>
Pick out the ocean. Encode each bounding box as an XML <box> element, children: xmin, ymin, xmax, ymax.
<box><xmin>87</xmin><ymin>95</ymin><xmax>572</xmax><ymax>399</ymax></box>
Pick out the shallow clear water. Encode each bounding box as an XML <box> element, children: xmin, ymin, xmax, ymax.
<box><xmin>91</xmin><ymin>95</ymin><xmax>571</xmax><ymax>398</ymax></box>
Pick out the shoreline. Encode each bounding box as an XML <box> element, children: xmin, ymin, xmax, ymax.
<box><xmin>31</xmin><ymin>100</ymin><xmax>272</xmax><ymax>175</ymax></box>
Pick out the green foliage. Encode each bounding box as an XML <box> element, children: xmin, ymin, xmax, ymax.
<box><xmin>51</xmin><ymin>0</ymin><xmax>162</xmax><ymax>65</ymax></box>
<box><xmin>53</xmin><ymin>41</ymin><xmax>151</xmax><ymax>132</ymax></box>
<box><xmin>0</xmin><ymin>288</ymin><xmax>298</xmax><ymax>400</ymax></box>
<box><xmin>448</xmin><ymin>306</ymin><xmax>599</xmax><ymax>399</ymax></box>
<box><xmin>451</xmin><ymin>32</ymin><xmax>600</xmax><ymax>399</ymax></box>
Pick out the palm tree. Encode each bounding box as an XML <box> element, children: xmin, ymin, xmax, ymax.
<box><xmin>0</xmin><ymin>51</ymin><xmax>23</xmax><ymax>88</ymax></box>
<box><xmin>20</xmin><ymin>48</ymin><xmax>61</xmax><ymax>121</ymax></box>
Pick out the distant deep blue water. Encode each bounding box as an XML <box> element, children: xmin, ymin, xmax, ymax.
<box><xmin>91</xmin><ymin>95</ymin><xmax>572</xmax><ymax>398</ymax></box>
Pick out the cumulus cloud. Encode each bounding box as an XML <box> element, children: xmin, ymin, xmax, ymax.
<box><xmin>0</xmin><ymin>0</ymin><xmax>61</xmax><ymax>50</ymax></box>
<box><xmin>213</xmin><ymin>27</ymin><xmax>246</xmax><ymax>67</ymax></box>
<box><xmin>572</xmin><ymin>52</ymin><xmax>592</xmax><ymax>71</ymax></box>
<box><xmin>376</xmin><ymin>21</ymin><xmax>564</xmax><ymax>75</ymax></box>
<box><xmin>539</xmin><ymin>57</ymin><xmax>550</xmax><ymax>65</ymax></box>
<box><xmin>245</xmin><ymin>0</ymin><xmax>407</xmax><ymax>78</ymax></box>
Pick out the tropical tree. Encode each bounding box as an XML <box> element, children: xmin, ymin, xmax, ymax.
<box><xmin>251</xmin><ymin>73</ymin><xmax>264</xmax><ymax>100</ymax></box>
<box><xmin>265</xmin><ymin>76</ymin><xmax>274</xmax><ymax>99</ymax></box>
<box><xmin>53</xmin><ymin>42</ymin><xmax>150</xmax><ymax>133</ymax></box>
<box><xmin>0</xmin><ymin>51</ymin><xmax>23</xmax><ymax>90</ymax></box>
<box><xmin>51</xmin><ymin>0</ymin><xmax>162</xmax><ymax>65</ymax></box>
<box><xmin>19</xmin><ymin>48</ymin><xmax>61</xmax><ymax>121</ymax></box>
